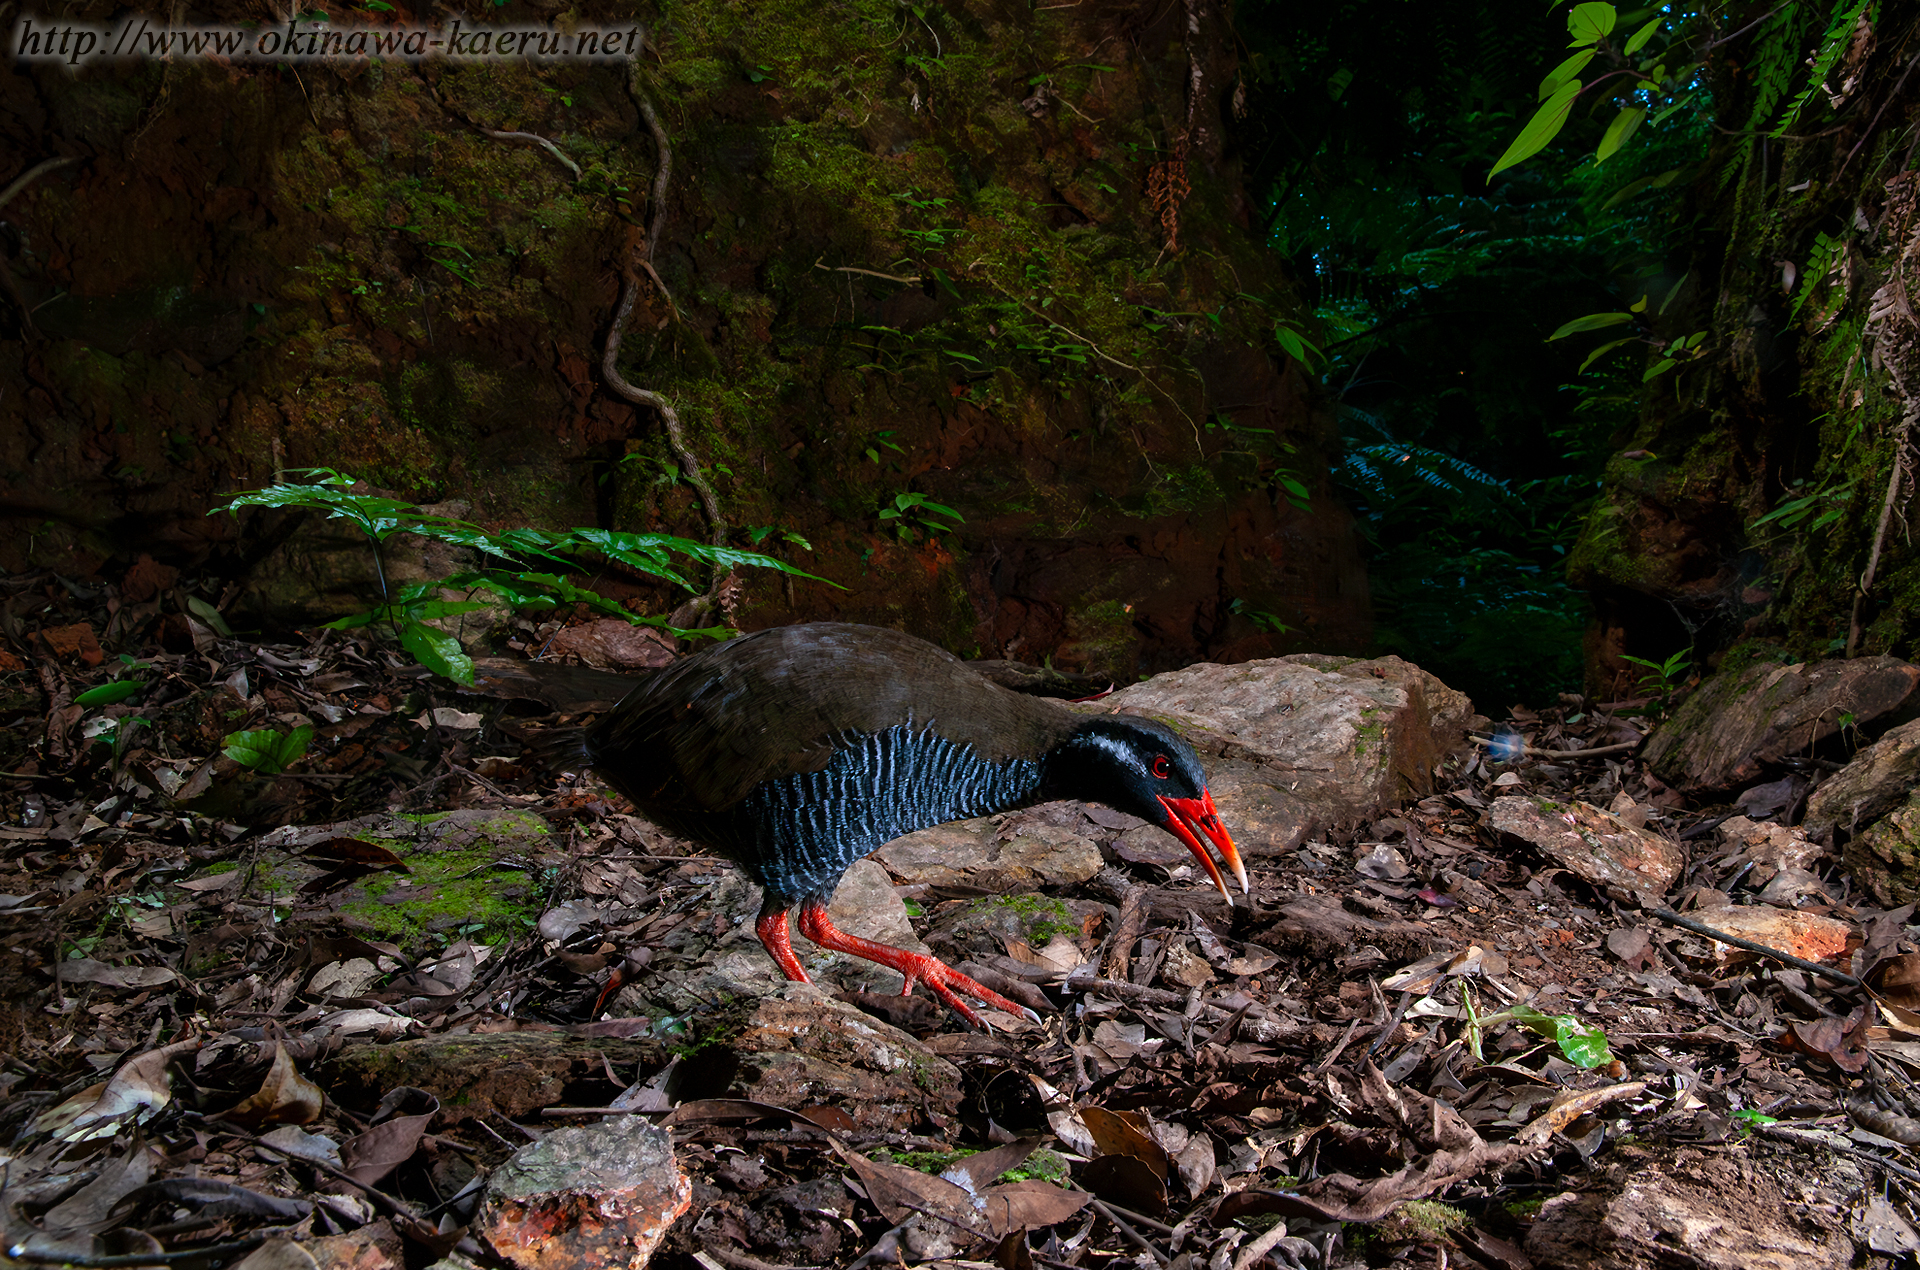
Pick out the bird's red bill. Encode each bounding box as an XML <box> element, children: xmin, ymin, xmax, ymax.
<box><xmin>1157</xmin><ymin>790</ymin><xmax>1247</xmax><ymax>902</ymax></box>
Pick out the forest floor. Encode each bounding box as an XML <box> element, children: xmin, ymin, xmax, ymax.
<box><xmin>0</xmin><ymin>568</ymin><xmax>1909</xmax><ymax>1270</ymax></box>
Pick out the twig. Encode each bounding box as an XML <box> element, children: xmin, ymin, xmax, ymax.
<box><xmin>1755</xmin><ymin>1122</ymin><xmax>1920</xmax><ymax>1186</ymax></box>
<box><xmin>1310</xmin><ymin>1017</ymin><xmax>1361</xmax><ymax>1075</ymax></box>
<box><xmin>1468</xmin><ymin>733</ymin><xmax>1641</xmax><ymax>759</ymax></box>
<box><xmin>480</xmin><ymin>129</ymin><xmax>580</xmax><ymax>179</ymax></box>
<box><xmin>1839</xmin><ymin>49</ymin><xmax>1920</xmax><ymax>176</ymax></box>
<box><xmin>1646</xmin><ymin>906</ymin><xmax>1861</xmax><ymax>986</ymax></box>
<box><xmin>601</xmin><ymin>277</ymin><xmax>725</xmax><ymax>545</ymax></box>
<box><xmin>1848</xmin><ymin>369</ymin><xmax>1918</xmax><ymax>657</ymax></box>
<box><xmin>703</xmin><ymin>1246</ymin><xmax>823</xmax><ymax>1270</ymax></box>
<box><xmin>1088</xmin><ymin>1199</ymin><xmax>1168</xmax><ymax>1265</ymax></box>
<box><xmin>813</xmin><ymin>258</ymin><xmax>922</xmax><ymax>285</ymax></box>
<box><xmin>629</xmin><ymin>56</ymin><xmax>672</xmax><ymax>264</ymax></box>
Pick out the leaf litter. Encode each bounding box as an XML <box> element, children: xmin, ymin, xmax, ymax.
<box><xmin>0</xmin><ymin>568</ymin><xmax>1909</xmax><ymax>1268</ymax></box>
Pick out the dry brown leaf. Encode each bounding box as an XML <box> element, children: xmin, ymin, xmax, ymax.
<box><xmin>978</xmin><ymin>1180</ymin><xmax>1090</xmax><ymax>1237</ymax></box>
<box><xmin>1514</xmin><ymin>1081</ymin><xmax>1649</xmax><ymax>1146</ymax></box>
<box><xmin>340</xmin><ymin>1087</ymin><xmax>439</xmax><ymax>1185</ymax></box>
<box><xmin>214</xmin><ymin>1041</ymin><xmax>323</xmax><ymax>1128</ymax></box>
<box><xmin>1079</xmin><ymin>1107</ymin><xmax>1169</xmax><ymax>1180</ymax></box>
<box><xmin>830</xmin><ymin>1139</ymin><xmax>983</xmax><ymax>1233</ymax></box>
<box><xmin>58</xmin><ymin>958</ymin><xmax>177</xmax><ymax>990</ymax></box>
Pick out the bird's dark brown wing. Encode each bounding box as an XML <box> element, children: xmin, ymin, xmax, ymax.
<box><xmin>584</xmin><ymin>623</ymin><xmax>1080</xmax><ymax>816</ymax></box>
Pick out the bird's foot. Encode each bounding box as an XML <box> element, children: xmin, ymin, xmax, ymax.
<box><xmin>793</xmin><ymin>901</ymin><xmax>1042</xmax><ymax>1029</ymax></box>
<box><xmin>897</xmin><ymin>953</ymin><xmax>1044</xmax><ymax>1030</ymax></box>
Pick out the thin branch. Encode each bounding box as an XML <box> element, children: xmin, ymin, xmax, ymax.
<box><xmin>1702</xmin><ymin>1</ymin><xmax>1796</xmax><ymax>53</ymax></box>
<box><xmin>814</xmin><ymin>258</ymin><xmax>922</xmax><ymax>285</ymax></box>
<box><xmin>6</xmin><ymin>1236</ymin><xmax>274</xmax><ymax>1266</ymax></box>
<box><xmin>0</xmin><ymin>157</ymin><xmax>79</xmax><ymax>215</ymax></box>
<box><xmin>479</xmin><ymin>129</ymin><xmax>580</xmax><ymax>179</ymax></box>
<box><xmin>1468</xmin><ymin>733</ymin><xmax>1642</xmax><ymax>759</ymax></box>
<box><xmin>1840</xmin><ymin>49</ymin><xmax>1920</xmax><ymax>177</ymax></box>
<box><xmin>602</xmin><ymin>273</ymin><xmax>725</xmax><ymax>548</ymax></box>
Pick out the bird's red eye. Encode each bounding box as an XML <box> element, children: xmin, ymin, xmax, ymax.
<box><xmin>1151</xmin><ymin>755</ymin><xmax>1170</xmax><ymax>780</ymax></box>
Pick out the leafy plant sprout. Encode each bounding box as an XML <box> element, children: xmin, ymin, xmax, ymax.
<box><xmin>214</xmin><ymin>469</ymin><xmax>834</xmax><ymax>685</ymax></box>
<box><xmin>877</xmin><ymin>491</ymin><xmax>965</xmax><ymax>543</ymax></box>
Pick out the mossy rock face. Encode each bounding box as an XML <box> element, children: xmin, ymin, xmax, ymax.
<box><xmin>1846</xmin><ymin>788</ymin><xmax>1920</xmax><ymax>906</ymax></box>
<box><xmin>0</xmin><ymin>1</ymin><xmax>1369</xmax><ymax>673</ymax></box>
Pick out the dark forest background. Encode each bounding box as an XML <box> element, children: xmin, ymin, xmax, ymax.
<box><xmin>2</xmin><ymin>0</ymin><xmax>1916</xmax><ymax>714</ymax></box>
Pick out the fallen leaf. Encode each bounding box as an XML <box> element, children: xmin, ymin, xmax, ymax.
<box><xmin>41</xmin><ymin>1038</ymin><xmax>200</xmax><ymax>1141</ymax></box>
<box><xmin>340</xmin><ymin>1087</ymin><xmax>439</xmax><ymax>1185</ymax></box>
<box><xmin>214</xmin><ymin>1041</ymin><xmax>324</xmax><ymax>1128</ymax></box>
<box><xmin>58</xmin><ymin>958</ymin><xmax>177</xmax><ymax>990</ymax></box>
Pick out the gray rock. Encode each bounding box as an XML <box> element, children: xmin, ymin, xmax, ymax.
<box><xmin>1804</xmin><ymin>716</ymin><xmax>1920</xmax><ymax>839</ymax></box>
<box><xmin>1643</xmin><ymin>656</ymin><xmax>1920</xmax><ymax>794</ymax></box>
<box><xmin>1087</xmin><ymin>653</ymin><xmax>1472</xmax><ymax>830</ymax></box>
<box><xmin>1484</xmin><ymin>796</ymin><xmax>1684</xmax><ymax>898</ymax></box>
<box><xmin>630</xmin><ymin>859</ymin><xmax>932</xmax><ymax>1012</ymax></box>
<box><xmin>1524</xmin><ymin>1151</ymin><xmax>1854</xmax><ymax>1269</ymax></box>
<box><xmin>723</xmin><ymin>984</ymin><xmax>965</xmax><ymax>1130</ymax></box>
<box><xmin>874</xmin><ymin>815</ymin><xmax>1103</xmax><ymax>890</ymax></box>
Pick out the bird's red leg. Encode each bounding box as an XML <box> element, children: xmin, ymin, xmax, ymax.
<box><xmin>754</xmin><ymin>901</ymin><xmax>812</xmax><ymax>983</ymax></box>
<box><xmin>794</xmin><ymin>900</ymin><xmax>1040</xmax><ymax>1027</ymax></box>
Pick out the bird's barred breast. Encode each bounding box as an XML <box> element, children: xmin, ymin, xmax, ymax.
<box><xmin>697</xmin><ymin>723</ymin><xmax>1043</xmax><ymax>902</ymax></box>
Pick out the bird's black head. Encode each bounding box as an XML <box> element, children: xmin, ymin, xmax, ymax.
<box><xmin>1045</xmin><ymin>716</ymin><xmax>1246</xmax><ymax>900</ymax></box>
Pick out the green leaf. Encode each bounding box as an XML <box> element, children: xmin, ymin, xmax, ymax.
<box><xmin>1566</xmin><ymin>2</ymin><xmax>1616</xmax><ymax>46</ymax></box>
<box><xmin>1489</xmin><ymin>79</ymin><xmax>1581</xmax><ymax>178</ymax></box>
<box><xmin>74</xmin><ymin>680</ymin><xmax>142</xmax><ymax>706</ymax></box>
<box><xmin>1577</xmin><ymin>336</ymin><xmax>1637</xmax><ymax>372</ymax></box>
<box><xmin>1507</xmin><ymin>1003</ymin><xmax>1614</xmax><ymax>1069</ymax></box>
<box><xmin>223</xmin><ymin>726</ymin><xmax>313</xmax><ymax>774</ymax></box>
<box><xmin>399</xmin><ymin>620</ymin><xmax>475</xmax><ymax>686</ymax></box>
<box><xmin>1538</xmin><ymin>49</ymin><xmax>1596</xmax><ymax>101</ymax></box>
<box><xmin>1771</xmin><ymin>0</ymin><xmax>1872</xmax><ymax>137</ymax></box>
<box><xmin>1623</xmin><ymin>15</ymin><xmax>1660</xmax><ymax>55</ymax></box>
<box><xmin>1273</xmin><ymin>323</ymin><xmax>1325</xmax><ymax>368</ymax></box>
<box><xmin>185</xmin><ymin>595</ymin><xmax>233</xmax><ymax>637</ymax></box>
<box><xmin>1547</xmin><ymin>311</ymin><xmax>1633</xmax><ymax>340</ymax></box>
<box><xmin>1601</xmin><ymin>165</ymin><xmax>1682</xmax><ymax>209</ymax></box>
<box><xmin>1594</xmin><ymin>106</ymin><xmax>1645</xmax><ymax>163</ymax></box>
<box><xmin>1642</xmin><ymin>357</ymin><xmax>1678</xmax><ymax>381</ymax></box>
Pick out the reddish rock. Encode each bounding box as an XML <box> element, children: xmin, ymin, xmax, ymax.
<box><xmin>475</xmin><ymin>1117</ymin><xmax>690</xmax><ymax>1270</ymax></box>
<box><xmin>121</xmin><ymin>554</ymin><xmax>181</xmax><ymax>603</ymax></box>
<box><xmin>303</xmin><ymin>1220</ymin><xmax>404</xmax><ymax>1270</ymax></box>
<box><xmin>36</xmin><ymin>623</ymin><xmax>104</xmax><ymax>667</ymax></box>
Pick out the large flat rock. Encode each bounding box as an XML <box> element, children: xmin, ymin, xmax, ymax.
<box><xmin>1087</xmin><ymin>653</ymin><xmax>1473</xmax><ymax>827</ymax></box>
